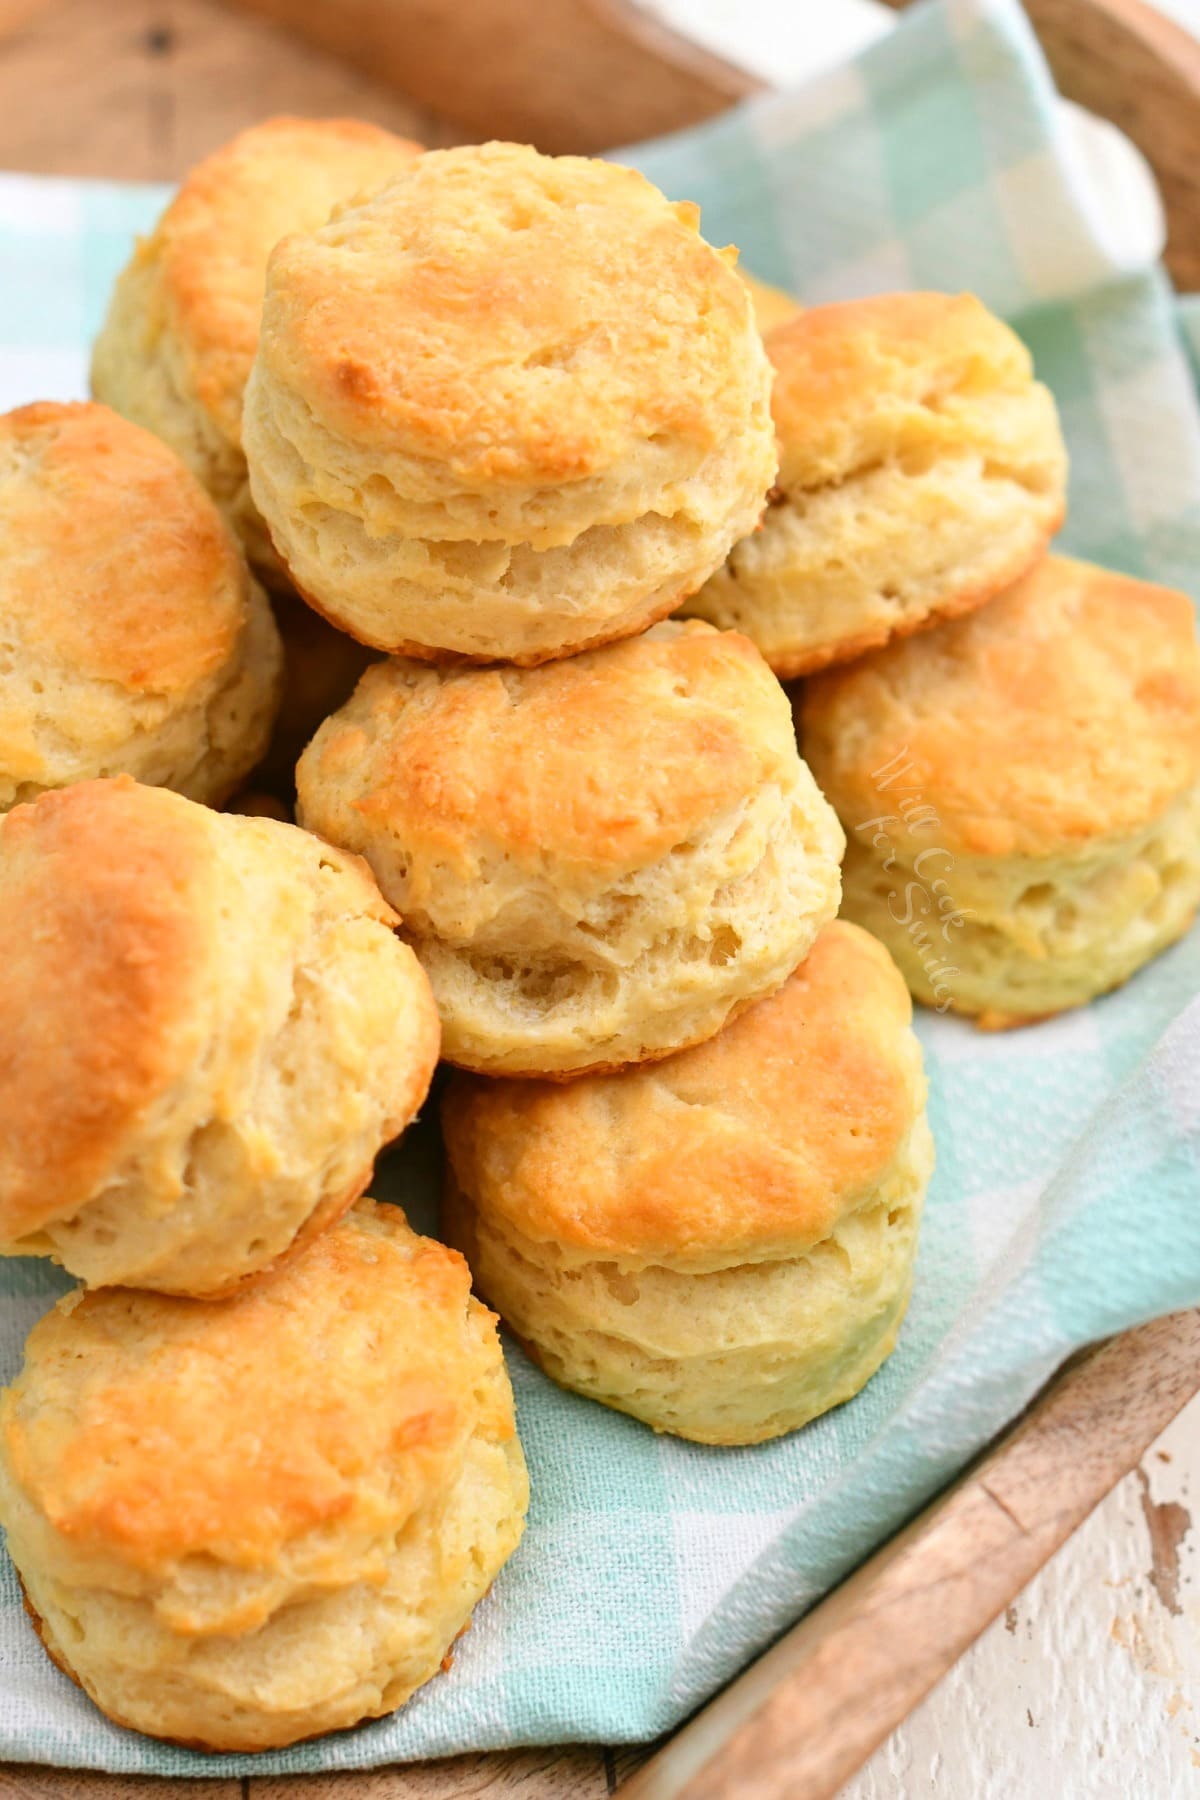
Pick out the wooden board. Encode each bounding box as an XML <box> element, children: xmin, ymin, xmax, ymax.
<box><xmin>622</xmin><ymin>1311</ymin><xmax>1200</xmax><ymax>1800</ymax></box>
<box><xmin>1</xmin><ymin>2</ymin><xmax>1199</xmax><ymax>1794</ymax></box>
<box><xmin>0</xmin><ymin>0</ymin><xmax>455</xmax><ymax>180</ymax></box>
<box><xmin>840</xmin><ymin>1385</ymin><xmax>1200</xmax><ymax>1793</ymax></box>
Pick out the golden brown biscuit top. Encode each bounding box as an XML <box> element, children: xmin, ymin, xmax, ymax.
<box><xmin>766</xmin><ymin>291</ymin><xmax>1038</xmax><ymax>490</ymax></box>
<box><xmin>803</xmin><ymin>556</ymin><xmax>1200</xmax><ymax>859</ymax></box>
<box><xmin>133</xmin><ymin>117</ymin><xmax>421</xmax><ymax>445</ymax></box>
<box><xmin>0</xmin><ymin>780</ymin><xmax>403</xmax><ymax>1246</ymax></box>
<box><xmin>444</xmin><ymin>922</ymin><xmax>924</xmax><ymax>1268</ymax></box>
<box><xmin>0</xmin><ymin>402</ymin><xmax>249</xmax><ymax>690</ymax></box>
<box><xmin>2</xmin><ymin>1204</ymin><xmax>504</xmax><ymax>1573</ymax></box>
<box><xmin>301</xmin><ymin>622</ymin><xmax>798</xmax><ymax>882</ymax></box>
<box><xmin>258</xmin><ymin>141</ymin><xmax>759</xmax><ymax>485</ymax></box>
<box><xmin>0</xmin><ymin>779</ymin><xmax>216</xmax><ymax>1241</ymax></box>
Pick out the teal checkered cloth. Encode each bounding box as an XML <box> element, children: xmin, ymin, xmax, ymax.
<box><xmin>1</xmin><ymin>0</ymin><xmax>1199</xmax><ymax>1774</ymax></box>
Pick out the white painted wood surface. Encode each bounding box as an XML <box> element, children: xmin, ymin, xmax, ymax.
<box><xmin>841</xmin><ymin>1391</ymin><xmax>1200</xmax><ymax>1797</ymax></box>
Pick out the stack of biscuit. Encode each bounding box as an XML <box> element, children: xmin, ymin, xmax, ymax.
<box><xmin>0</xmin><ymin>112</ymin><xmax>1196</xmax><ymax>1757</ymax></box>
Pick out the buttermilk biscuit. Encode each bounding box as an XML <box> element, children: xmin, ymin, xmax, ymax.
<box><xmin>0</xmin><ymin>402</ymin><xmax>281</xmax><ymax>811</ymax></box>
<box><xmin>443</xmin><ymin>922</ymin><xmax>932</xmax><ymax>1445</ymax></box>
<box><xmin>685</xmin><ymin>292</ymin><xmax>1067</xmax><ymax>676</ymax></box>
<box><xmin>0</xmin><ymin>779</ymin><xmax>439</xmax><ymax>1293</ymax></box>
<box><xmin>0</xmin><ymin>1201</ymin><xmax>528</xmax><ymax>1751</ymax></box>
<box><xmin>802</xmin><ymin>556</ymin><xmax>1200</xmax><ymax>1026</ymax></box>
<box><xmin>297</xmin><ymin>621</ymin><xmax>844</xmax><ymax>1077</ymax></box>
<box><xmin>243</xmin><ymin>141</ymin><xmax>777</xmax><ymax>663</ymax></box>
<box><xmin>91</xmin><ymin>117</ymin><xmax>422</xmax><ymax>577</ymax></box>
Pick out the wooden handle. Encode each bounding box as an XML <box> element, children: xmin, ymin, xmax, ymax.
<box><xmin>225</xmin><ymin>0</ymin><xmax>1200</xmax><ymax>290</ymax></box>
<box><xmin>219</xmin><ymin>0</ymin><xmax>757</xmax><ymax>152</ymax></box>
<box><xmin>884</xmin><ymin>0</ymin><xmax>1200</xmax><ymax>292</ymax></box>
<box><xmin>616</xmin><ymin>1310</ymin><xmax>1200</xmax><ymax>1800</ymax></box>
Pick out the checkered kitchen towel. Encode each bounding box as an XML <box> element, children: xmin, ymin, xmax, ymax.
<box><xmin>1</xmin><ymin>0</ymin><xmax>1199</xmax><ymax>1774</ymax></box>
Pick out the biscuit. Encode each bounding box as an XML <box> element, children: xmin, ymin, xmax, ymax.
<box><xmin>443</xmin><ymin>922</ymin><xmax>932</xmax><ymax>1445</ymax></box>
<box><xmin>91</xmin><ymin>117</ymin><xmax>422</xmax><ymax>578</ymax></box>
<box><xmin>0</xmin><ymin>1200</ymin><xmax>528</xmax><ymax>1751</ymax></box>
<box><xmin>0</xmin><ymin>778</ymin><xmax>439</xmax><ymax>1293</ymax></box>
<box><xmin>801</xmin><ymin>555</ymin><xmax>1200</xmax><ymax>1025</ymax></box>
<box><xmin>243</xmin><ymin>141</ymin><xmax>777</xmax><ymax>663</ymax></box>
<box><xmin>0</xmin><ymin>402</ymin><xmax>281</xmax><ymax>811</ymax></box>
<box><xmin>685</xmin><ymin>293</ymin><xmax>1068</xmax><ymax>675</ymax></box>
<box><xmin>297</xmin><ymin>621</ymin><xmax>844</xmax><ymax>1076</ymax></box>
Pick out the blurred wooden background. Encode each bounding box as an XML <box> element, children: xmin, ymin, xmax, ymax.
<box><xmin>0</xmin><ymin>0</ymin><xmax>1198</xmax><ymax>284</ymax></box>
<box><xmin>0</xmin><ymin>0</ymin><xmax>451</xmax><ymax>177</ymax></box>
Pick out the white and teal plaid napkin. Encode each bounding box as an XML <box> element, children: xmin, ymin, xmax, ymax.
<box><xmin>2</xmin><ymin>0</ymin><xmax>1199</xmax><ymax>1775</ymax></box>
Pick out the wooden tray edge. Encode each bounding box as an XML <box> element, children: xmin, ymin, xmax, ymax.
<box><xmin>618</xmin><ymin>1308</ymin><xmax>1200</xmax><ymax>1800</ymax></box>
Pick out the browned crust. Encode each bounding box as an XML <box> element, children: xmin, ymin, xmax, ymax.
<box><xmin>258</xmin><ymin>145</ymin><xmax>761</xmax><ymax>490</ymax></box>
<box><xmin>0</xmin><ymin>402</ymin><xmax>252</xmax><ymax>696</ymax></box>
<box><xmin>22</xmin><ymin>1579</ymin><xmax>237</xmax><ymax>1754</ymax></box>
<box><xmin>19</xmin><ymin>1575</ymin><xmax>79</xmax><ymax>1690</ymax></box>
<box><xmin>970</xmin><ymin>1005</ymin><xmax>1061</xmax><ymax>1032</ymax></box>
<box><xmin>439</xmin><ymin>925</ymin><xmax>917</xmax><ymax>1268</ymax></box>
<box><xmin>272</xmin><ymin>550</ymin><xmax>690</xmax><ymax>669</ymax></box>
<box><xmin>0</xmin><ymin>781</ymin><xmax>215</xmax><ymax>1243</ymax></box>
<box><xmin>116</xmin><ymin>119</ymin><xmax>424</xmax><ymax>452</ymax></box>
<box><xmin>18</xmin><ymin>1573</ymin><xmax>378</xmax><ymax>1754</ymax></box>
<box><xmin>439</xmin><ymin>974</ymin><xmax>789</xmax><ymax>1084</ymax></box>
<box><xmin>18</xmin><ymin>1571</ymin><xmax>472</xmax><ymax>1756</ymax></box>
<box><xmin>768</xmin><ymin>516</ymin><xmax>1062</xmax><ymax>682</ymax></box>
<box><xmin>379</xmin><ymin>586</ymin><xmax>687</xmax><ymax>669</ymax></box>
